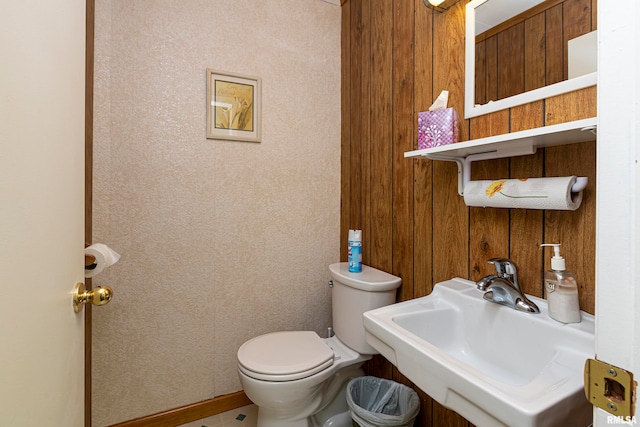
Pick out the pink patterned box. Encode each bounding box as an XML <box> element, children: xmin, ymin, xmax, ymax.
<box><xmin>417</xmin><ymin>108</ymin><xmax>459</xmax><ymax>149</ymax></box>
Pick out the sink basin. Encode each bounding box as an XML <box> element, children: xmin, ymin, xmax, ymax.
<box><xmin>363</xmin><ymin>277</ymin><xmax>594</xmax><ymax>427</ymax></box>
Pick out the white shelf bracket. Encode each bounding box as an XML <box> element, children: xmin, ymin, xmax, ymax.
<box><xmin>427</xmin><ymin>141</ymin><xmax>537</xmax><ymax>196</ymax></box>
<box><xmin>425</xmin><ymin>154</ymin><xmax>465</xmax><ymax>196</ymax></box>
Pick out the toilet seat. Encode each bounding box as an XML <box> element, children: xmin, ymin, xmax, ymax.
<box><xmin>238</xmin><ymin>331</ymin><xmax>334</xmax><ymax>382</ymax></box>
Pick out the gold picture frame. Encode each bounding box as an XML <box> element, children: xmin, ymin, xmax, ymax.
<box><xmin>206</xmin><ymin>69</ymin><xmax>261</xmax><ymax>142</ymax></box>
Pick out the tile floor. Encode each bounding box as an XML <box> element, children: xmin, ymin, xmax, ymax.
<box><xmin>178</xmin><ymin>404</ymin><xmax>258</xmax><ymax>427</ymax></box>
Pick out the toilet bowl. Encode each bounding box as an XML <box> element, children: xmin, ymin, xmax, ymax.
<box><xmin>237</xmin><ymin>262</ymin><xmax>402</xmax><ymax>427</ymax></box>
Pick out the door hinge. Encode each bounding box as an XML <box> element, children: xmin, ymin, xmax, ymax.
<box><xmin>584</xmin><ymin>358</ymin><xmax>636</xmax><ymax>418</ymax></box>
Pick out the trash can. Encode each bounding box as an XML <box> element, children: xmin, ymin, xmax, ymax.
<box><xmin>346</xmin><ymin>376</ymin><xmax>420</xmax><ymax>427</ymax></box>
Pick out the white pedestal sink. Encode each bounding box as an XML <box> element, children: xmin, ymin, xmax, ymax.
<box><xmin>363</xmin><ymin>278</ymin><xmax>594</xmax><ymax>427</ymax></box>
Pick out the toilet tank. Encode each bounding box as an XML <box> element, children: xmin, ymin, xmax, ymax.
<box><xmin>329</xmin><ymin>262</ymin><xmax>401</xmax><ymax>354</ymax></box>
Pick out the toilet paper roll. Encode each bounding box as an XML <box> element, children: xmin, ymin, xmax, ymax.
<box><xmin>85</xmin><ymin>243</ymin><xmax>121</xmax><ymax>278</ymax></box>
<box><xmin>463</xmin><ymin>176</ymin><xmax>583</xmax><ymax>210</ymax></box>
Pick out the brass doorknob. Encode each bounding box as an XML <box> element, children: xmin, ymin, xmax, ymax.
<box><xmin>73</xmin><ymin>282</ymin><xmax>113</xmax><ymax>313</ymax></box>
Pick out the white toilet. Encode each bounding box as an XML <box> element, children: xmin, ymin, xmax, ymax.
<box><xmin>237</xmin><ymin>262</ymin><xmax>402</xmax><ymax>427</ymax></box>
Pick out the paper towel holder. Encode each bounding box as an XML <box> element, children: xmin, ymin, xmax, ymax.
<box><xmin>428</xmin><ymin>149</ymin><xmax>588</xmax><ymax>196</ymax></box>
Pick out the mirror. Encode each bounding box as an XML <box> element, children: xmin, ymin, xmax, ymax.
<box><xmin>465</xmin><ymin>0</ymin><xmax>597</xmax><ymax>119</ymax></box>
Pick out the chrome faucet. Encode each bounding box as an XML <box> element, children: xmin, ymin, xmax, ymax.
<box><xmin>476</xmin><ymin>258</ymin><xmax>540</xmax><ymax>314</ymax></box>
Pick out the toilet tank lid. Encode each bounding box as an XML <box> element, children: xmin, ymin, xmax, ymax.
<box><xmin>329</xmin><ymin>262</ymin><xmax>401</xmax><ymax>292</ymax></box>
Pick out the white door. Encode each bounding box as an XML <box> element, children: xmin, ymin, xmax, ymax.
<box><xmin>595</xmin><ymin>1</ymin><xmax>640</xmax><ymax>425</ymax></box>
<box><xmin>0</xmin><ymin>0</ymin><xmax>86</xmax><ymax>425</ymax></box>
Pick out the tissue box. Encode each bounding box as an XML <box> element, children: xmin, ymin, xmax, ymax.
<box><xmin>417</xmin><ymin>108</ymin><xmax>459</xmax><ymax>149</ymax></box>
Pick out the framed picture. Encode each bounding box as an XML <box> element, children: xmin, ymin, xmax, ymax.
<box><xmin>206</xmin><ymin>69</ymin><xmax>262</xmax><ymax>142</ymax></box>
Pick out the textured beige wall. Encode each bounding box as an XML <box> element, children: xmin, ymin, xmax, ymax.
<box><xmin>92</xmin><ymin>1</ymin><xmax>341</xmax><ymax>425</ymax></box>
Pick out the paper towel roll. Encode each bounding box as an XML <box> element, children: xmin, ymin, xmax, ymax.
<box><xmin>85</xmin><ymin>243</ymin><xmax>121</xmax><ymax>278</ymax></box>
<box><xmin>463</xmin><ymin>176</ymin><xmax>583</xmax><ymax>210</ymax></box>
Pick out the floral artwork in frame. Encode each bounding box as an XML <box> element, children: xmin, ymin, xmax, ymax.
<box><xmin>206</xmin><ymin>69</ymin><xmax>261</xmax><ymax>142</ymax></box>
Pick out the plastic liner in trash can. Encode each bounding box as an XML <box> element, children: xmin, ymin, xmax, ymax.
<box><xmin>346</xmin><ymin>376</ymin><xmax>420</xmax><ymax>427</ymax></box>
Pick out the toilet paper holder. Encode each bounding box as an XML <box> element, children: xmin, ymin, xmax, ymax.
<box><xmin>84</xmin><ymin>242</ymin><xmax>97</xmax><ymax>269</ymax></box>
<box><xmin>84</xmin><ymin>242</ymin><xmax>121</xmax><ymax>278</ymax></box>
<box><xmin>85</xmin><ymin>254</ymin><xmax>97</xmax><ymax>269</ymax></box>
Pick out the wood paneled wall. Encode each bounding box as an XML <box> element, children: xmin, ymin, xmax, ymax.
<box><xmin>475</xmin><ymin>0</ymin><xmax>597</xmax><ymax>104</ymax></box>
<box><xmin>340</xmin><ymin>1</ymin><xmax>596</xmax><ymax>426</ymax></box>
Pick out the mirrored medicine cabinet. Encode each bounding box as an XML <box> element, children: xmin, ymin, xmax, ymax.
<box><xmin>465</xmin><ymin>0</ymin><xmax>597</xmax><ymax>119</ymax></box>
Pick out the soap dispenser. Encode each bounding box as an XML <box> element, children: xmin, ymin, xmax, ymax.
<box><xmin>541</xmin><ymin>243</ymin><xmax>581</xmax><ymax>323</ymax></box>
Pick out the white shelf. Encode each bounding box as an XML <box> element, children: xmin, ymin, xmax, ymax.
<box><xmin>405</xmin><ymin>117</ymin><xmax>597</xmax><ymax>159</ymax></box>
<box><xmin>405</xmin><ymin>117</ymin><xmax>597</xmax><ymax>195</ymax></box>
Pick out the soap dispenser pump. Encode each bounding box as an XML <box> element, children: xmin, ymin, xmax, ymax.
<box><xmin>540</xmin><ymin>243</ymin><xmax>581</xmax><ymax>323</ymax></box>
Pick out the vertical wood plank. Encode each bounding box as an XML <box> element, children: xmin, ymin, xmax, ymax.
<box><xmin>484</xmin><ymin>35</ymin><xmax>498</xmax><ymax>103</ymax></box>
<box><xmin>392</xmin><ymin>0</ymin><xmax>415</xmax><ymax>301</ymax></box>
<box><xmin>432</xmin><ymin>160</ymin><xmax>467</xmax><ymax>283</ymax></box>
<box><xmin>469</xmin><ymin>109</ymin><xmax>508</xmax><ymax>140</ymax></box>
<box><xmin>430</xmin><ymin>3</ymin><xmax>470</xmax><ymax>424</ymax></box>
<box><xmin>497</xmin><ymin>23</ymin><xmax>525</xmax><ymax>100</ymax></box>
<box><xmin>360</xmin><ymin>0</ymin><xmax>373</xmax><ymax>265</ymax></box>
<box><xmin>414</xmin><ymin>388</ymin><xmax>434</xmax><ymax>427</ymax></box>
<box><xmin>349</xmin><ymin>0</ymin><xmax>369</xmax><ymax>239</ymax></box>
<box><xmin>510</xmin><ymin>100</ymin><xmax>543</xmax><ymax>129</ymax></box>
<box><xmin>370</xmin><ymin>0</ymin><xmax>394</xmax><ymax>272</ymax></box>
<box><xmin>544</xmin><ymin>141</ymin><xmax>596</xmax><ymax>314</ymax></box>
<box><xmin>413</xmin><ymin>0</ymin><xmax>434</xmax><ymax>299</ymax></box>
<box><xmin>545</xmin><ymin>4</ymin><xmax>564</xmax><ymax>84</ymax></box>
<box><xmin>434</xmin><ymin>408</ymin><xmax>469</xmax><ymax>427</ymax></box>
<box><xmin>474</xmin><ymin>39</ymin><xmax>486</xmax><ymax>105</ymax></box>
<box><xmin>363</xmin><ymin>355</ymin><xmax>393</xmax><ymax>383</ymax></box>
<box><xmin>545</xmin><ymin>86</ymin><xmax>597</xmax><ymax>124</ymax></box>
<box><xmin>545</xmin><ymin>87</ymin><xmax>596</xmax><ymax>314</ymax></box>
<box><xmin>524</xmin><ymin>12</ymin><xmax>546</xmax><ymax>92</ymax></box>
<box><xmin>432</xmin><ymin>1</ymin><xmax>468</xmax><ymax>287</ymax></box>
<box><xmin>340</xmin><ymin>0</ymin><xmax>352</xmax><ymax>262</ymax></box>
<box><xmin>85</xmin><ymin>1</ymin><xmax>95</xmax><ymax>422</ymax></box>
<box><xmin>433</xmin><ymin>0</ymin><xmax>467</xmax><ymax>138</ymax></box>
<box><xmin>468</xmin><ymin>111</ymin><xmax>510</xmax><ymax>282</ymax></box>
<box><xmin>509</xmin><ymin>101</ymin><xmax>545</xmax><ymax>297</ymax></box>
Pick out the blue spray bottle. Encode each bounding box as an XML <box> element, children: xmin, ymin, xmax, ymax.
<box><xmin>348</xmin><ymin>229</ymin><xmax>362</xmax><ymax>273</ymax></box>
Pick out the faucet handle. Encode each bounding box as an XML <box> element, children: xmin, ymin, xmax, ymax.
<box><xmin>487</xmin><ymin>258</ymin><xmax>518</xmax><ymax>275</ymax></box>
<box><xmin>488</xmin><ymin>258</ymin><xmax>521</xmax><ymax>291</ymax></box>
